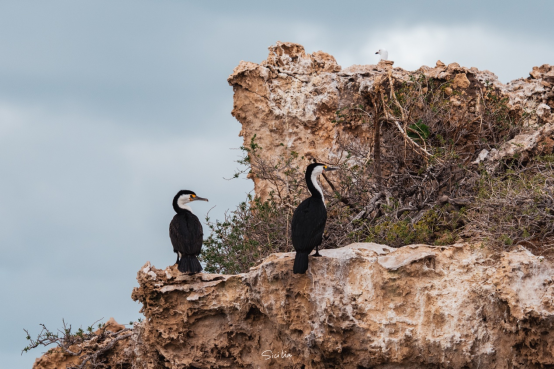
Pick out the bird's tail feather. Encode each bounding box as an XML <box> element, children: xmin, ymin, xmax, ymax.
<box><xmin>178</xmin><ymin>255</ymin><xmax>203</xmax><ymax>274</ymax></box>
<box><xmin>293</xmin><ymin>252</ymin><xmax>309</xmax><ymax>274</ymax></box>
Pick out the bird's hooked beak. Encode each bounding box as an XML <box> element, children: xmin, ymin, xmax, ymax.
<box><xmin>191</xmin><ymin>195</ymin><xmax>209</xmax><ymax>202</ymax></box>
<box><xmin>323</xmin><ymin>166</ymin><xmax>339</xmax><ymax>172</ymax></box>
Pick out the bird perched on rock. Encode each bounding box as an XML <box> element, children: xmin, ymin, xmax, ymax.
<box><xmin>291</xmin><ymin>163</ymin><xmax>338</xmax><ymax>274</ymax></box>
<box><xmin>170</xmin><ymin>190</ymin><xmax>208</xmax><ymax>274</ymax></box>
<box><xmin>375</xmin><ymin>49</ymin><xmax>388</xmax><ymax>60</ymax></box>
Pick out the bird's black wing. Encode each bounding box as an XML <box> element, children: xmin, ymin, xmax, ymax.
<box><xmin>291</xmin><ymin>197</ymin><xmax>327</xmax><ymax>253</ymax></box>
<box><xmin>169</xmin><ymin>211</ymin><xmax>204</xmax><ymax>256</ymax></box>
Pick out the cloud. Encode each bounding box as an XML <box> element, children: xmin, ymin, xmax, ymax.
<box><xmin>362</xmin><ymin>24</ymin><xmax>554</xmax><ymax>82</ymax></box>
<box><xmin>291</xmin><ymin>23</ymin><xmax>554</xmax><ymax>83</ymax></box>
<box><xmin>0</xmin><ymin>104</ymin><xmax>27</xmax><ymax>138</ymax></box>
<box><xmin>119</xmin><ymin>135</ymin><xmax>253</xmax><ymax>226</ymax></box>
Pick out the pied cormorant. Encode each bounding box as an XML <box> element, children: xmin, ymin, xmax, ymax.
<box><xmin>291</xmin><ymin>163</ymin><xmax>337</xmax><ymax>274</ymax></box>
<box><xmin>170</xmin><ymin>190</ymin><xmax>208</xmax><ymax>274</ymax></box>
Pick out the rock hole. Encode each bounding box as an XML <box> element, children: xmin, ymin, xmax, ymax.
<box><xmin>245</xmin><ymin>305</ymin><xmax>264</xmax><ymax>321</ymax></box>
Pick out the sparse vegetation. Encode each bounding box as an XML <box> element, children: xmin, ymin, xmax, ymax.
<box><xmin>203</xmin><ymin>195</ymin><xmax>295</xmax><ymax>274</ymax></box>
<box><xmin>22</xmin><ymin>318</ymin><xmax>138</xmax><ymax>368</ymax></box>
<box><xmin>467</xmin><ymin>156</ymin><xmax>554</xmax><ymax>248</ymax></box>
<box><xmin>202</xmin><ymin>72</ymin><xmax>550</xmax><ymax>274</ymax></box>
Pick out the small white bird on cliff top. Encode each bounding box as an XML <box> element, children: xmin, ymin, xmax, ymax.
<box><xmin>375</xmin><ymin>49</ymin><xmax>388</xmax><ymax>61</ymax></box>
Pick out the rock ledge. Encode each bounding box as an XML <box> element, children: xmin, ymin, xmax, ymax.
<box><xmin>127</xmin><ymin>242</ymin><xmax>554</xmax><ymax>368</ymax></box>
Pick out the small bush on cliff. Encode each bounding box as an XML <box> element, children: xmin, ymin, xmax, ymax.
<box><xmin>203</xmin><ymin>195</ymin><xmax>294</xmax><ymax>274</ymax></box>
<box><xmin>22</xmin><ymin>319</ymin><xmax>135</xmax><ymax>368</ymax></box>
<box><xmin>203</xmin><ymin>73</ymin><xmax>552</xmax><ymax>274</ymax></box>
<box><xmin>466</xmin><ymin>156</ymin><xmax>554</xmax><ymax>248</ymax></box>
<box><xmin>202</xmin><ymin>136</ymin><xmax>303</xmax><ymax>273</ymax></box>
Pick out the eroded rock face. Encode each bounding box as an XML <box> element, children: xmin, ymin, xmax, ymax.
<box><xmin>33</xmin><ymin>243</ymin><xmax>554</xmax><ymax>368</ymax></box>
<box><xmin>125</xmin><ymin>243</ymin><xmax>554</xmax><ymax>368</ymax></box>
<box><xmin>32</xmin><ymin>319</ymin><xmax>150</xmax><ymax>369</ymax></box>
<box><xmin>228</xmin><ymin>42</ymin><xmax>554</xmax><ymax>199</ymax></box>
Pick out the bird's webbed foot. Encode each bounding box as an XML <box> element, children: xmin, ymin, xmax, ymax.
<box><xmin>313</xmin><ymin>247</ymin><xmax>323</xmax><ymax>257</ymax></box>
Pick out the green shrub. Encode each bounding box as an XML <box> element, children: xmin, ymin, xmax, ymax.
<box><xmin>202</xmin><ymin>195</ymin><xmax>293</xmax><ymax>274</ymax></box>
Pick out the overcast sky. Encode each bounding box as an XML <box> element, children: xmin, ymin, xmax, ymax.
<box><xmin>2</xmin><ymin>1</ymin><xmax>553</xmax><ymax>367</ymax></box>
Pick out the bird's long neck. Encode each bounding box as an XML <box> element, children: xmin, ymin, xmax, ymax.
<box><xmin>173</xmin><ymin>203</ymin><xmax>193</xmax><ymax>214</ymax></box>
<box><xmin>306</xmin><ymin>170</ymin><xmax>324</xmax><ymax>202</ymax></box>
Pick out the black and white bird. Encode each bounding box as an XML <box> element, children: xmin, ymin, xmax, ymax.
<box><xmin>170</xmin><ymin>190</ymin><xmax>208</xmax><ymax>274</ymax></box>
<box><xmin>375</xmin><ymin>49</ymin><xmax>388</xmax><ymax>61</ymax></box>
<box><xmin>291</xmin><ymin>163</ymin><xmax>337</xmax><ymax>274</ymax></box>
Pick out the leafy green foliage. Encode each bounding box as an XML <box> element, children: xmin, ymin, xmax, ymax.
<box><xmin>202</xmin><ymin>195</ymin><xmax>294</xmax><ymax>274</ymax></box>
<box><xmin>407</xmin><ymin>120</ymin><xmax>430</xmax><ymax>142</ymax></box>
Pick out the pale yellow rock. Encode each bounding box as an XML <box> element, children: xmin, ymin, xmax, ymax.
<box><xmin>453</xmin><ymin>73</ymin><xmax>471</xmax><ymax>89</ymax></box>
<box><xmin>127</xmin><ymin>243</ymin><xmax>554</xmax><ymax>368</ymax></box>
<box><xmin>103</xmin><ymin>317</ymin><xmax>125</xmax><ymax>333</ymax></box>
<box><xmin>32</xmin><ymin>245</ymin><xmax>554</xmax><ymax>368</ymax></box>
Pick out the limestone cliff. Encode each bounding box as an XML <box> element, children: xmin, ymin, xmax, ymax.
<box><xmin>228</xmin><ymin>42</ymin><xmax>554</xmax><ymax>199</ymax></box>
<box><xmin>130</xmin><ymin>243</ymin><xmax>554</xmax><ymax>368</ymax></box>
<box><xmin>33</xmin><ymin>43</ymin><xmax>554</xmax><ymax>368</ymax></box>
<box><xmin>35</xmin><ymin>243</ymin><xmax>554</xmax><ymax>368</ymax></box>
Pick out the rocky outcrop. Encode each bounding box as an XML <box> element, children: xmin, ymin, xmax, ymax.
<box><xmin>32</xmin><ymin>318</ymin><xmax>146</xmax><ymax>369</ymax></box>
<box><xmin>36</xmin><ymin>242</ymin><xmax>554</xmax><ymax>368</ymax></box>
<box><xmin>472</xmin><ymin>122</ymin><xmax>554</xmax><ymax>168</ymax></box>
<box><xmin>129</xmin><ymin>243</ymin><xmax>554</xmax><ymax>368</ymax></box>
<box><xmin>33</xmin><ymin>44</ymin><xmax>554</xmax><ymax>368</ymax></box>
<box><xmin>228</xmin><ymin>42</ymin><xmax>554</xmax><ymax>199</ymax></box>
